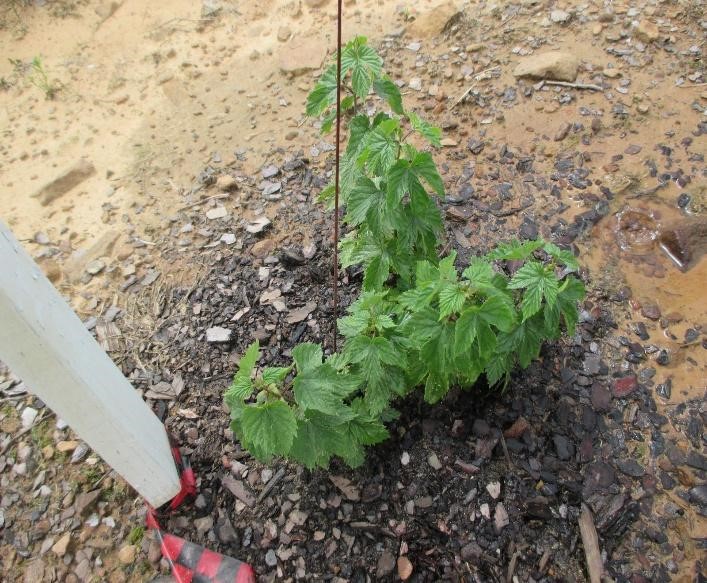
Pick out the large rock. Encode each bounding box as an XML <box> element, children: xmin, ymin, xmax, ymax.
<box><xmin>32</xmin><ymin>159</ymin><xmax>96</xmax><ymax>206</ymax></box>
<box><xmin>513</xmin><ymin>51</ymin><xmax>580</xmax><ymax>82</ymax></box>
<box><xmin>279</xmin><ymin>37</ymin><xmax>328</xmax><ymax>76</ymax></box>
<box><xmin>409</xmin><ymin>1</ymin><xmax>461</xmax><ymax>37</ymax></box>
<box><xmin>634</xmin><ymin>20</ymin><xmax>660</xmax><ymax>43</ymax></box>
<box><xmin>63</xmin><ymin>230</ymin><xmax>121</xmax><ymax>283</ymax></box>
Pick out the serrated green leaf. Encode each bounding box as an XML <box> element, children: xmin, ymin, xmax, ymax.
<box><xmin>508</xmin><ymin>261</ymin><xmax>559</xmax><ymax>321</ymax></box>
<box><xmin>402</xmin><ymin>306</ymin><xmax>442</xmax><ymax>345</ymax></box>
<box><xmin>521</xmin><ymin>284</ymin><xmax>543</xmax><ymax>321</ymax></box>
<box><xmin>454</xmin><ymin>307</ymin><xmax>479</xmax><ymax>354</ymax></box>
<box><xmin>438</xmin><ymin>283</ymin><xmax>466</xmax><ymax>318</ymax></box>
<box><xmin>412</xmin><ymin>150</ymin><xmax>444</xmax><ymax>195</ymax></box>
<box><xmin>239</xmin><ymin>401</ymin><xmax>297</xmax><ymax>461</ymax></box>
<box><xmin>341</xmin><ymin>36</ymin><xmax>383</xmax><ymax>98</ymax></box>
<box><xmin>408</xmin><ymin>111</ymin><xmax>442</xmax><ymax>148</ymax></box>
<box><xmin>359</xmin><ymin>118</ymin><xmax>399</xmax><ymax>175</ymax></box>
<box><xmin>478</xmin><ymin>294</ymin><xmax>517</xmax><ymax>332</ymax></box>
<box><xmin>543</xmin><ymin>241</ymin><xmax>579</xmax><ymax>271</ymax></box>
<box><xmin>292</xmin><ymin>342</ymin><xmax>323</xmax><ymax>374</ymax></box>
<box><xmin>306</xmin><ymin>65</ymin><xmax>338</xmax><ymax>117</ymax></box>
<box><xmin>462</xmin><ymin>258</ymin><xmax>495</xmax><ymax>285</ymax></box>
<box><xmin>293</xmin><ymin>364</ymin><xmax>360</xmax><ymax>416</ymax></box>
<box><xmin>438</xmin><ymin>252</ymin><xmax>458</xmax><ymax>282</ymax></box>
<box><xmin>544</xmin><ymin>300</ymin><xmax>561</xmax><ymax>338</ymax></box>
<box><xmin>289</xmin><ymin>410</ymin><xmax>349</xmax><ymax>469</ymax></box>
<box><xmin>373</xmin><ymin>77</ymin><xmax>404</xmax><ymax>114</ymax></box>
<box><xmin>349</xmin><ymin>401</ymin><xmax>390</xmax><ymax>444</ymax></box>
<box><xmin>235</xmin><ymin>341</ymin><xmax>260</xmax><ymax>379</ymax></box>
<box><xmin>346</xmin><ymin>177</ymin><xmax>384</xmax><ymax>226</ymax></box>
<box><xmin>363</xmin><ymin>254</ymin><xmax>391</xmax><ymax>290</ymax></box>
<box><xmin>387</xmin><ymin>150</ymin><xmax>444</xmax><ymax>204</ymax></box>
<box><xmin>362</xmin><ymin>360</ymin><xmax>407</xmax><ymax>414</ymax></box>
<box><xmin>227</xmin><ymin>341</ymin><xmax>260</xmax><ymax>401</ymax></box>
<box><xmin>261</xmin><ymin>366</ymin><xmax>291</xmax><ymax>385</ymax></box>
<box><xmin>486</xmin><ymin>239</ymin><xmax>544</xmax><ymax>261</ymax></box>
<box><xmin>498</xmin><ymin>317</ymin><xmax>544</xmax><ymax>368</ymax></box>
<box><xmin>424</xmin><ymin>373</ymin><xmax>449</xmax><ymax>404</ymax></box>
<box><xmin>485</xmin><ymin>353</ymin><xmax>511</xmax><ymax>386</ymax></box>
<box><xmin>338</xmin><ymin>311</ymin><xmax>370</xmax><ymax>338</ymax></box>
<box><xmin>557</xmin><ymin>275</ymin><xmax>585</xmax><ymax>334</ymax></box>
<box><xmin>226</xmin><ymin>375</ymin><xmax>254</xmax><ymax>403</ymax></box>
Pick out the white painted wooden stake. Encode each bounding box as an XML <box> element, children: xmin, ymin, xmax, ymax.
<box><xmin>0</xmin><ymin>221</ymin><xmax>180</xmax><ymax>507</ymax></box>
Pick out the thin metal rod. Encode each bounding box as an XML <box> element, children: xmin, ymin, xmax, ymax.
<box><xmin>333</xmin><ymin>0</ymin><xmax>343</xmax><ymax>352</ymax></box>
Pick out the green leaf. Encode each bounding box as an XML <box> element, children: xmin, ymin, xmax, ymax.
<box><xmin>289</xmin><ymin>410</ymin><xmax>350</xmax><ymax>469</ymax></box>
<box><xmin>498</xmin><ymin>317</ymin><xmax>544</xmax><ymax>368</ymax></box>
<box><xmin>438</xmin><ymin>283</ymin><xmax>466</xmax><ymax>318</ymax></box>
<box><xmin>226</xmin><ymin>341</ymin><xmax>260</xmax><ymax>401</ymax></box>
<box><xmin>239</xmin><ymin>401</ymin><xmax>297</xmax><ymax>461</ymax></box>
<box><xmin>363</xmin><ymin>254</ymin><xmax>391</xmax><ymax>290</ymax></box>
<box><xmin>407</xmin><ymin>111</ymin><xmax>442</xmax><ymax>148</ymax></box>
<box><xmin>486</xmin><ymin>239</ymin><xmax>544</xmax><ymax>261</ymax></box>
<box><xmin>359</xmin><ymin>118</ymin><xmax>399</xmax><ymax>175</ymax></box>
<box><xmin>341</xmin><ymin>36</ymin><xmax>383</xmax><ymax>98</ymax></box>
<box><xmin>387</xmin><ymin>150</ymin><xmax>443</xmax><ymax>204</ymax></box>
<box><xmin>438</xmin><ymin>252</ymin><xmax>458</xmax><ymax>282</ymax></box>
<box><xmin>478</xmin><ymin>295</ymin><xmax>517</xmax><ymax>332</ymax></box>
<box><xmin>543</xmin><ymin>241</ymin><xmax>579</xmax><ymax>271</ymax></box>
<box><xmin>362</xmin><ymin>360</ymin><xmax>407</xmax><ymax>414</ymax></box>
<box><xmin>306</xmin><ymin>65</ymin><xmax>337</xmax><ymax>117</ymax></box>
<box><xmin>344</xmin><ymin>335</ymin><xmax>403</xmax><ymax>367</ymax></box>
<box><xmin>424</xmin><ymin>373</ymin><xmax>449</xmax><ymax>404</ymax></box>
<box><xmin>261</xmin><ymin>367</ymin><xmax>291</xmax><ymax>385</ymax></box>
<box><xmin>508</xmin><ymin>261</ymin><xmax>559</xmax><ymax>321</ymax></box>
<box><xmin>462</xmin><ymin>258</ymin><xmax>495</xmax><ymax>286</ymax></box>
<box><xmin>346</xmin><ymin>177</ymin><xmax>387</xmax><ymax>227</ymax></box>
<box><xmin>225</xmin><ymin>376</ymin><xmax>254</xmax><ymax>403</ymax></box>
<box><xmin>349</xmin><ymin>400</ymin><xmax>390</xmax><ymax>444</ymax></box>
<box><xmin>373</xmin><ymin>77</ymin><xmax>404</xmax><ymax>114</ymax></box>
<box><xmin>544</xmin><ymin>300</ymin><xmax>561</xmax><ymax>338</ymax></box>
<box><xmin>454</xmin><ymin>307</ymin><xmax>479</xmax><ymax>352</ymax></box>
<box><xmin>348</xmin><ymin>114</ymin><xmax>371</xmax><ymax>152</ymax></box>
<box><xmin>485</xmin><ymin>353</ymin><xmax>511</xmax><ymax>386</ymax></box>
<box><xmin>401</xmin><ymin>306</ymin><xmax>442</xmax><ymax>345</ymax></box>
<box><xmin>293</xmin><ymin>364</ymin><xmax>360</xmax><ymax>416</ymax></box>
<box><xmin>557</xmin><ymin>275</ymin><xmax>585</xmax><ymax>334</ymax></box>
<box><xmin>235</xmin><ymin>341</ymin><xmax>260</xmax><ymax>379</ymax></box>
<box><xmin>338</xmin><ymin>311</ymin><xmax>370</xmax><ymax>338</ymax></box>
<box><xmin>292</xmin><ymin>343</ymin><xmax>323</xmax><ymax>374</ymax></box>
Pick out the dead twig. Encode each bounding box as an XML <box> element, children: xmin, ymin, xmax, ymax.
<box><xmin>677</xmin><ymin>82</ymin><xmax>707</xmax><ymax>88</ymax></box>
<box><xmin>451</xmin><ymin>66</ymin><xmax>501</xmax><ymax>108</ymax></box>
<box><xmin>177</xmin><ymin>192</ymin><xmax>231</xmax><ymax>211</ymax></box>
<box><xmin>541</xmin><ymin>80</ymin><xmax>604</xmax><ymax>91</ymax></box>
<box><xmin>499</xmin><ymin>434</ymin><xmax>513</xmax><ymax>470</ymax></box>
<box><xmin>579</xmin><ymin>503</ymin><xmax>603</xmax><ymax>583</ymax></box>
<box><xmin>506</xmin><ymin>544</ymin><xmax>520</xmax><ymax>583</ymax></box>
<box><xmin>257</xmin><ymin>467</ymin><xmax>286</xmax><ymax>502</ymax></box>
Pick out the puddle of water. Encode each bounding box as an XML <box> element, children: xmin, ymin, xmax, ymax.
<box><xmin>586</xmin><ymin>180</ymin><xmax>706</xmax><ymax>406</ymax></box>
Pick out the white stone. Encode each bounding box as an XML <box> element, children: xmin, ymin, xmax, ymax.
<box><xmin>206</xmin><ymin>206</ymin><xmax>228</xmax><ymax>220</ymax></box>
<box><xmin>206</xmin><ymin>327</ymin><xmax>232</xmax><ymax>343</ymax></box>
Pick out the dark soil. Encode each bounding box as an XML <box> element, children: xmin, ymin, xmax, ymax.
<box><xmin>119</xmin><ymin>152</ymin><xmax>702</xmax><ymax>582</ymax></box>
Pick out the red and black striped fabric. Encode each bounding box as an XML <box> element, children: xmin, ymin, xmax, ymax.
<box><xmin>147</xmin><ymin>511</ymin><xmax>255</xmax><ymax>583</ymax></box>
<box><xmin>145</xmin><ymin>434</ymin><xmax>256</xmax><ymax>583</ymax></box>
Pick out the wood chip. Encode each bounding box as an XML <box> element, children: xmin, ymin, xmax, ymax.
<box><xmin>579</xmin><ymin>503</ymin><xmax>603</xmax><ymax>583</ymax></box>
<box><xmin>329</xmin><ymin>475</ymin><xmax>360</xmax><ymax>501</ymax></box>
